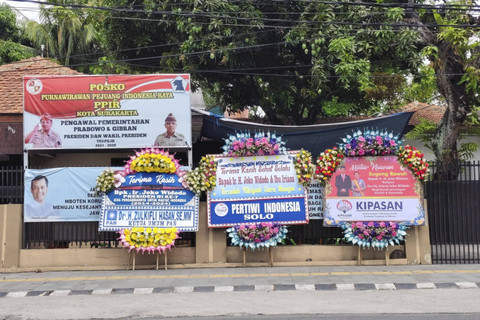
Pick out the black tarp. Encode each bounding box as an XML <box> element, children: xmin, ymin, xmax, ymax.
<box><xmin>199</xmin><ymin>111</ymin><xmax>413</xmax><ymax>156</ymax></box>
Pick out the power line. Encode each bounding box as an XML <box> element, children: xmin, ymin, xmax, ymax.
<box><xmin>9</xmin><ymin>0</ymin><xmax>480</xmax><ymax>29</ymax></box>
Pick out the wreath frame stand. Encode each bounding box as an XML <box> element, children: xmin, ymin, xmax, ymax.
<box><xmin>356</xmin><ymin>246</ymin><xmax>390</xmax><ymax>266</ymax></box>
<box><xmin>242</xmin><ymin>247</ymin><xmax>274</xmax><ymax>268</ymax></box>
<box><xmin>127</xmin><ymin>251</ymin><xmax>168</xmax><ymax>271</ymax></box>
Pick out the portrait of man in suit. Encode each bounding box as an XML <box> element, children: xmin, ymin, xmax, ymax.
<box><xmin>335</xmin><ymin>166</ymin><xmax>351</xmax><ymax>197</ymax></box>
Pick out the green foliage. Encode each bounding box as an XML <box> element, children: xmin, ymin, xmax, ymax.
<box><xmin>0</xmin><ymin>4</ymin><xmax>33</xmax><ymax>64</ymax></box>
<box><xmin>0</xmin><ymin>4</ymin><xmax>21</xmax><ymax>41</ymax></box>
<box><xmin>458</xmin><ymin>142</ymin><xmax>478</xmax><ymax>160</ymax></box>
<box><xmin>0</xmin><ymin>40</ymin><xmax>34</xmax><ymax>64</ymax></box>
<box><xmin>405</xmin><ymin>118</ymin><xmax>437</xmax><ymax>152</ymax></box>
<box><xmin>322</xmin><ymin>97</ymin><xmax>357</xmax><ymax>117</ymax></box>
<box><xmin>95</xmin><ymin>0</ymin><xmax>427</xmax><ymax>124</ymax></box>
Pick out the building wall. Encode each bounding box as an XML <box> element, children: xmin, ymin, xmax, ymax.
<box><xmin>0</xmin><ymin>203</ymin><xmax>431</xmax><ymax>271</ymax></box>
<box><xmin>404</xmin><ymin>136</ymin><xmax>480</xmax><ymax>162</ymax></box>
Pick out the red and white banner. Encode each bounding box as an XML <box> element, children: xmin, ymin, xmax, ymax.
<box><xmin>23</xmin><ymin>74</ymin><xmax>191</xmax><ymax>150</ymax></box>
<box><xmin>324</xmin><ymin>156</ymin><xmax>425</xmax><ymax>225</ymax></box>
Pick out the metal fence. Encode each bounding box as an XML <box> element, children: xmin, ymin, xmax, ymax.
<box><xmin>8</xmin><ymin>162</ymin><xmax>480</xmax><ymax>258</ymax></box>
<box><xmin>23</xmin><ymin>221</ymin><xmax>196</xmax><ymax>249</ymax></box>
<box><xmin>425</xmin><ymin>161</ymin><xmax>480</xmax><ymax>264</ymax></box>
<box><xmin>0</xmin><ymin>165</ymin><xmax>23</xmax><ymax>204</ymax></box>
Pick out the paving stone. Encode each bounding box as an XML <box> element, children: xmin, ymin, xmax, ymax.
<box><xmin>336</xmin><ymin>283</ymin><xmax>355</xmax><ymax>291</ymax></box>
<box><xmin>375</xmin><ymin>283</ymin><xmax>396</xmax><ymax>290</ymax></box>
<box><xmin>112</xmin><ymin>288</ymin><xmax>134</xmax><ymax>295</ymax></box>
<box><xmin>6</xmin><ymin>291</ymin><xmax>28</xmax><ymax>298</ymax></box>
<box><xmin>173</xmin><ymin>286</ymin><xmax>194</xmax><ymax>293</ymax></box>
<box><xmin>434</xmin><ymin>283</ymin><xmax>457</xmax><ymax>289</ymax></box>
<box><xmin>214</xmin><ymin>286</ymin><xmax>234</xmax><ymax>292</ymax></box>
<box><xmin>456</xmin><ymin>282</ymin><xmax>478</xmax><ymax>289</ymax></box>
<box><xmin>416</xmin><ymin>283</ymin><xmax>436</xmax><ymax>289</ymax></box>
<box><xmin>133</xmin><ymin>288</ymin><xmax>153</xmax><ymax>294</ymax></box>
<box><xmin>26</xmin><ymin>291</ymin><xmax>52</xmax><ymax>297</ymax></box>
<box><xmin>315</xmin><ymin>284</ymin><xmax>337</xmax><ymax>291</ymax></box>
<box><xmin>153</xmin><ymin>287</ymin><xmax>174</xmax><ymax>293</ymax></box>
<box><xmin>354</xmin><ymin>283</ymin><xmax>376</xmax><ymax>291</ymax></box>
<box><xmin>70</xmin><ymin>290</ymin><xmax>93</xmax><ymax>295</ymax></box>
<box><xmin>92</xmin><ymin>288</ymin><xmax>112</xmax><ymax>295</ymax></box>
<box><xmin>193</xmin><ymin>286</ymin><xmax>215</xmax><ymax>293</ymax></box>
<box><xmin>255</xmin><ymin>285</ymin><xmax>274</xmax><ymax>291</ymax></box>
<box><xmin>295</xmin><ymin>284</ymin><xmax>315</xmax><ymax>291</ymax></box>
<box><xmin>233</xmin><ymin>285</ymin><xmax>255</xmax><ymax>292</ymax></box>
<box><xmin>394</xmin><ymin>283</ymin><xmax>417</xmax><ymax>290</ymax></box>
<box><xmin>274</xmin><ymin>284</ymin><xmax>296</xmax><ymax>291</ymax></box>
<box><xmin>50</xmin><ymin>290</ymin><xmax>71</xmax><ymax>296</ymax></box>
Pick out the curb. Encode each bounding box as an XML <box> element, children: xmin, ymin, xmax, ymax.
<box><xmin>1</xmin><ymin>282</ymin><xmax>478</xmax><ymax>298</ymax></box>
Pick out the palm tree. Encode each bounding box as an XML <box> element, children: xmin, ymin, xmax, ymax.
<box><xmin>25</xmin><ymin>1</ymin><xmax>97</xmax><ymax>67</ymax></box>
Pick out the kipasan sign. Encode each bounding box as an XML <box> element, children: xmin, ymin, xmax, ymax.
<box><xmin>208</xmin><ymin>154</ymin><xmax>309</xmax><ymax>227</ymax></box>
<box><xmin>99</xmin><ymin>172</ymin><xmax>199</xmax><ymax>231</ymax></box>
<box><xmin>24</xmin><ymin>167</ymin><xmax>120</xmax><ymax>222</ymax></box>
<box><xmin>23</xmin><ymin>74</ymin><xmax>191</xmax><ymax>150</ymax></box>
<box><xmin>324</xmin><ymin>156</ymin><xmax>425</xmax><ymax>226</ymax></box>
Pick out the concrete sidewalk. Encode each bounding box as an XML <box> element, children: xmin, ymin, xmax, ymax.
<box><xmin>1</xmin><ymin>264</ymin><xmax>479</xmax><ymax>296</ymax></box>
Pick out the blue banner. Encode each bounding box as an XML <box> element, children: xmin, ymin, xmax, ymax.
<box><xmin>208</xmin><ymin>154</ymin><xmax>309</xmax><ymax>227</ymax></box>
<box><xmin>99</xmin><ymin>175</ymin><xmax>199</xmax><ymax>231</ymax></box>
<box><xmin>209</xmin><ymin>197</ymin><xmax>308</xmax><ymax>227</ymax></box>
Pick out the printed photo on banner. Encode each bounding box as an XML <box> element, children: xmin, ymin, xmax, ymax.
<box><xmin>24</xmin><ymin>167</ymin><xmax>120</xmax><ymax>222</ymax></box>
<box><xmin>23</xmin><ymin>74</ymin><xmax>191</xmax><ymax>150</ymax></box>
<box><xmin>324</xmin><ymin>156</ymin><xmax>425</xmax><ymax>226</ymax></box>
<box><xmin>208</xmin><ymin>153</ymin><xmax>309</xmax><ymax>227</ymax></box>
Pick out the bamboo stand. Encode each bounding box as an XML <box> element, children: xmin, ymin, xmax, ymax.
<box><xmin>357</xmin><ymin>246</ymin><xmax>389</xmax><ymax>266</ymax></box>
<box><xmin>242</xmin><ymin>247</ymin><xmax>274</xmax><ymax>268</ymax></box>
<box><xmin>127</xmin><ymin>251</ymin><xmax>168</xmax><ymax>270</ymax></box>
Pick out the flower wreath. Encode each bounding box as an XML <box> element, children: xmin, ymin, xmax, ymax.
<box><xmin>227</xmin><ymin>223</ymin><xmax>288</xmax><ymax>250</ymax></box>
<box><xmin>342</xmin><ymin>221</ymin><xmax>408</xmax><ymax>249</ymax></box>
<box><xmin>182</xmin><ymin>131</ymin><xmax>297</xmax><ymax>249</ymax></box>
<box><xmin>318</xmin><ymin>129</ymin><xmax>430</xmax><ymax>249</ymax></box>
<box><xmin>179</xmin><ymin>155</ymin><xmax>217</xmax><ymax>195</ymax></box>
<box><xmin>95</xmin><ymin>148</ymin><xmax>184</xmax><ymax>253</ymax></box>
<box><xmin>95</xmin><ymin>148</ymin><xmax>183</xmax><ymax>193</ymax></box>
<box><xmin>118</xmin><ymin>227</ymin><xmax>180</xmax><ymax>254</ymax></box>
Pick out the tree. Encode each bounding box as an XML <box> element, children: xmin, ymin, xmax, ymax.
<box><xmin>25</xmin><ymin>0</ymin><xmax>98</xmax><ymax>68</ymax></box>
<box><xmin>408</xmin><ymin>1</ymin><xmax>480</xmax><ymax>173</ymax></box>
<box><xmin>96</xmin><ymin>0</ymin><xmax>426</xmax><ymax>124</ymax></box>
<box><xmin>40</xmin><ymin>0</ymin><xmax>479</xmax><ymax>170</ymax></box>
<box><xmin>0</xmin><ymin>4</ymin><xmax>34</xmax><ymax>64</ymax></box>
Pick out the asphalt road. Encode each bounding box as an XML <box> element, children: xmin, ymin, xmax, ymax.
<box><xmin>1</xmin><ymin>289</ymin><xmax>480</xmax><ymax>319</ymax></box>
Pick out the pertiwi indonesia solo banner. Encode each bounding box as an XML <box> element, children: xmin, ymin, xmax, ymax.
<box><xmin>208</xmin><ymin>154</ymin><xmax>309</xmax><ymax>227</ymax></box>
<box><xmin>99</xmin><ymin>172</ymin><xmax>199</xmax><ymax>232</ymax></box>
<box><xmin>23</xmin><ymin>74</ymin><xmax>191</xmax><ymax>150</ymax></box>
<box><xmin>24</xmin><ymin>167</ymin><xmax>120</xmax><ymax>222</ymax></box>
<box><xmin>324</xmin><ymin>156</ymin><xmax>425</xmax><ymax>226</ymax></box>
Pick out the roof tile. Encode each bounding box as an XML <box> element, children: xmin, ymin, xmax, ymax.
<box><xmin>0</xmin><ymin>57</ymin><xmax>81</xmax><ymax>114</ymax></box>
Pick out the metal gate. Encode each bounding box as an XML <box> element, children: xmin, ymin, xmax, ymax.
<box><xmin>425</xmin><ymin>161</ymin><xmax>480</xmax><ymax>264</ymax></box>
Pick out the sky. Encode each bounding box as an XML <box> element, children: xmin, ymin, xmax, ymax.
<box><xmin>1</xmin><ymin>0</ymin><xmax>41</xmax><ymax>22</ymax></box>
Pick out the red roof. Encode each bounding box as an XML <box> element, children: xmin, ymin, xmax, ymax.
<box><xmin>395</xmin><ymin>101</ymin><xmax>446</xmax><ymax>126</ymax></box>
<box><xmin>0</xmin><ymin>57</ymin><xmax>81</xmax><ymax>114</ymax></box>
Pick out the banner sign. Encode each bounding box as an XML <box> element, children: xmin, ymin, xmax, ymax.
<box><xmin>208</xmin><ymin>154</ymin><xmax>309</xmax><ymax>227</ymax></box>
<box><xmin>120</xmin><ymin>172</ymin><xmax>184</xmax><ymax>189</ymax></box>
<box><xmin>24</xmin><ymin>167</ymin><xmax>119</xmax><ymax>222</ymax></box>
<box><xmin>324</xmin><ymin>156</ymin><xmax>425</xmax><ymax>226</ymax></box>
<box><xmin>99</xmin><ymin>173</ymin><xmax>199</xmax><ymax>231</ymax></box>
<box><xmin>23</xmin><ymin>74</ymin><xmax>191</xmax><ymax>150</ymax></box>
<box><xmin>307</xmin><ymin>182</ymin><xmax>323</xmax><ymax>219</ymax></box>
